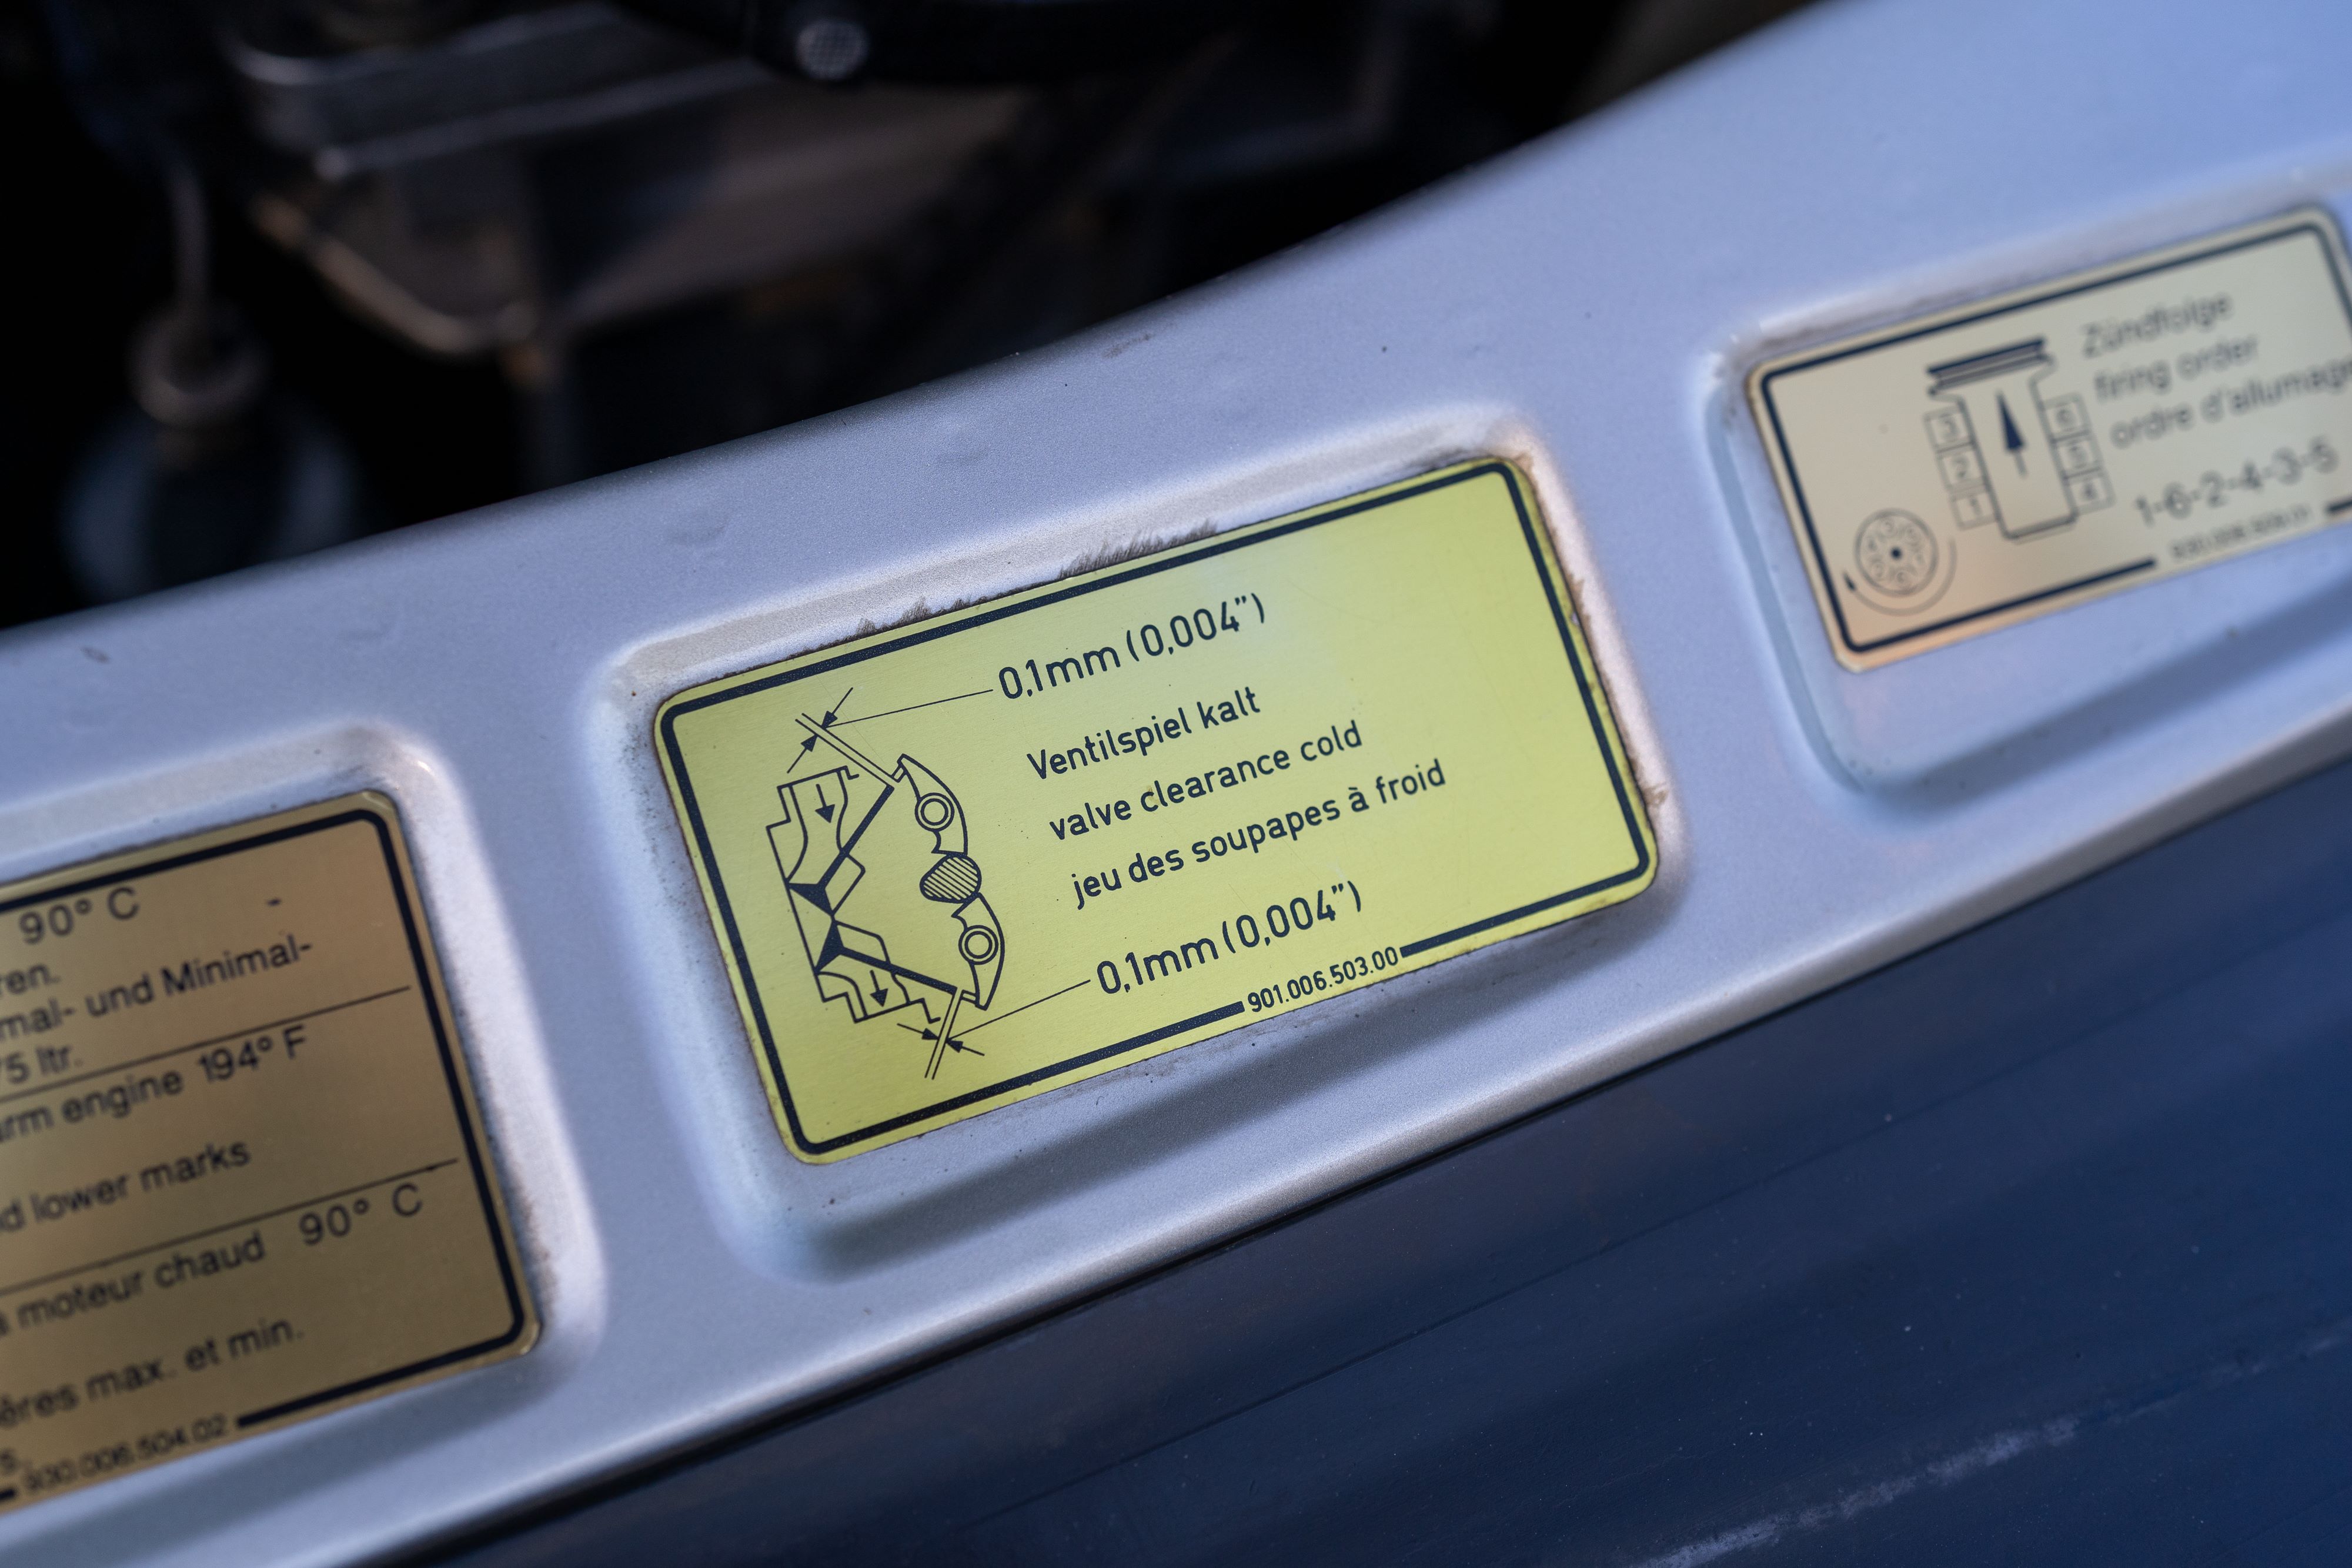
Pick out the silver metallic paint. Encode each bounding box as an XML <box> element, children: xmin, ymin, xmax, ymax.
<box><xmin>7</xmin><ymin>0</ymin><xmax>2352</xmax><ymax>1559</ymax></box>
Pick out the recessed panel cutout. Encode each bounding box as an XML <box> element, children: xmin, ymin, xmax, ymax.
<box><xmin>0</xmin><ymin>795</ymin><xmax>534</xmax><ymax>1515</ymax></box>
<box><xmin>658</xmin><ymin>461</ymin><xmax>1656</xmax><ymax>1161</ymax></box>
<box><xmin>1752</xmin><ymin>210</ymin><xmax>2352</xmax><ymax>668</ymax></box>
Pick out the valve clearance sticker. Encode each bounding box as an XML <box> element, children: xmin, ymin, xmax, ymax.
<box><xmin>1750</xmin><ymin>209</ymin><xmax>2352</xmax><ymax>669</ymax></box>
<box><xmin>658</xmin><ymin>460</ymin><xmax>1656</xmax><ymax>1162</ymax></box>
<box><xmin>0</xmin><ymin>796</ymin><xmax>533</xmax><ymax>1514</ymax></box>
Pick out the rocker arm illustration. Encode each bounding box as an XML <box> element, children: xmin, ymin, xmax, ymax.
<box><xmin>767</xmin><ymin>715</ymin><xmax>1004</xmax><ymax>1079</ymax></box>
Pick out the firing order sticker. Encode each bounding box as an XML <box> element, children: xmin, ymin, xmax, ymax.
<box><xmin>1750</xmin><ymin>209</ymin><xmax>2352</xmax><ymax>668</ymax></box>
<box><xmin>658</xmin><ymin>460</ymin><xmax>1656</xmax><ymax>1162</ymax></box>
<box><xmin>0</xmin><ymin>795</ymin><xmax>533</xmax><ymax>1514</ymax></box>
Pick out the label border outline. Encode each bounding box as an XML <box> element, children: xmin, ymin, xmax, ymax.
<box><xmin>658</xmin><ymin>460</ymin><xmax>1652</xmax><ymax>1158</ymax></box>
<box><xmin>1752</xmin><ymin>212</ymin><xmax>2352</xmax><ymax>664</ymax></box>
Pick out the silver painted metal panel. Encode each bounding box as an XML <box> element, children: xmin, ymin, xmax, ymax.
<box><xmin>6</xmin><ymin>0</ymin><xmax>2352</xmax><ymax>1560</ymax></box>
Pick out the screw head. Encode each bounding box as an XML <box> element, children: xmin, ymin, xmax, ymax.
<box><xmin>793</xmin><ymin>15</ymin><xmax>869</xmax><ymax>81</ymax></box>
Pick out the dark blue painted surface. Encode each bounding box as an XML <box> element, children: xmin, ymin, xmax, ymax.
<box><xmin>427</xmin><ymin>751</ymin><xmax>2352</xmax><ymax>1567</ymax></box>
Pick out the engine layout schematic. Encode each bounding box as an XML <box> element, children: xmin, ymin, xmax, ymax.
<box><xmin>657</xmin><ymin>461</ymin><xmax>1656</xmax><ymax>1162</ymax></box>
<box><xmin>1923</xmin><ymin>338</ymin><xmax>2113</xmax><ymax>540</ymax></box>
<box><xmin>1750</xmin><ymin>210</ymin><xmax>2352</xmax><ymax>667</ymax></box>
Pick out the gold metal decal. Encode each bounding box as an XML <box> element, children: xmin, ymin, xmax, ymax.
<box><xmin>0</xmin><ymin>795</ymin><xmax>534</xmax><ymax>1513</ymax></box>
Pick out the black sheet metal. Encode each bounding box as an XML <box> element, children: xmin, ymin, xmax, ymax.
<box><xmin>428</xmin><ymin>749</ymin><xmax>2352</xmax><ymax>1566</ymax></box>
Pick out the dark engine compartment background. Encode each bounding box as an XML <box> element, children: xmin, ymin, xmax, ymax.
<box><xmin>1</xmin><ymin>0</ymin><xmax>1808</xmax><ymax>632</ymax></box>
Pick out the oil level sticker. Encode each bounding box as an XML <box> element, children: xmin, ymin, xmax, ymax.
<box><xmin>657</xmin><ymin>460</ymin><xmax>1655</xmax><ymax>1162</ymax></box>
<box><xmin>1750</xmin><ymin>210</ymin><xmax>2352</xmax><ymax>668</ymax></box>
<box><xmin>0</xmin><ymin>795</ymin><xmax>533</xmax><ymax>1514</ymax></box>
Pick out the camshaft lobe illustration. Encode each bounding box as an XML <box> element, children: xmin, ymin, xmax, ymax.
<box><xmin>767</xmin><ymin>715</ymin><xmax>1003</xmax><ymax>1080</ymax></box>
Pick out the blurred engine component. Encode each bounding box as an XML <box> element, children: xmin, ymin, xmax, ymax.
<box><xmin>5</xmin><ymin>0</ymin><xmax>1808</xmax><ymax>622</ymax></box>
<box><xmin>228</xmin><ymin>0</ymin><xmax>1042</xmax><ymax>478</ymax></box>
<box><xmin>228</xmin><ymin>1</ymin><xmax>1038</xmax><ymax>352</ymax></box>
<box><xmin>64</xmin><ymin>153</ymin><xmax>367</xmax><ymax>601</ymax></box>
<box><xmin>616</xmin><ymin>0</ymin><xmax>1248</xmax><ymax>83</ymax></box>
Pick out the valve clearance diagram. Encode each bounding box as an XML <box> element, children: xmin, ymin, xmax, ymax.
<box><xmin>657</xmin><ymin>462</ymin><xmax>1655</xmax><ymax>1162</ymax></box>
<box><xmin>1750</xmin><ymin>211</ymin><xmax>2352</xmax><ymax>668</ymax></box>
<box><xmin>770</xmin><ymin>704</ymin><xmax>1004</xmax><ymax>1081</ymax></box>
